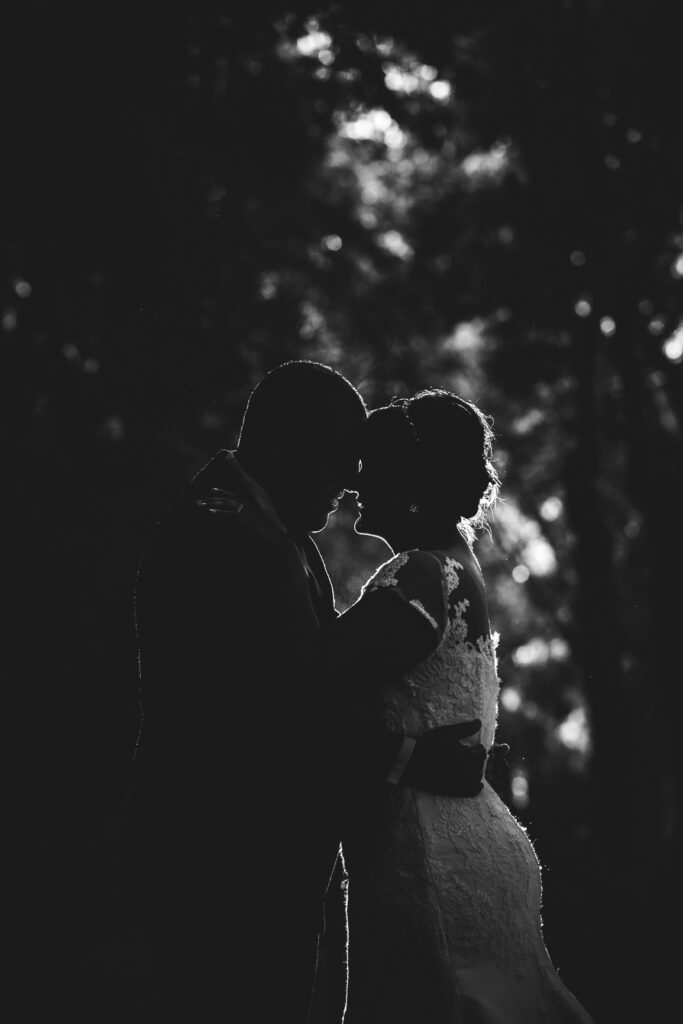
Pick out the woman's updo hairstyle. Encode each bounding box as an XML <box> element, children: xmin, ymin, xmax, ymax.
<box><xmin>395</xmin><ymin>388</ymin><xmax>500</xmax><ymax>540</ymax></box>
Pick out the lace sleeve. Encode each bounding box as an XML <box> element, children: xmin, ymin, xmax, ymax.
<box><xmin>362</xmin><ymin>550</ymin><xmax>447</xmax><ymax>638</ymax></box>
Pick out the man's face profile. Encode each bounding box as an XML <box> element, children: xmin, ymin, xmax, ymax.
<box><xmin>282</xmin><ymin>417</ymin><xmax>364</xmax><ymax>533</ymax></box>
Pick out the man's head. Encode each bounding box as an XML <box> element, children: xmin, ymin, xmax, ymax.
<box><xmin>236</xmin><ymin>360</ymin><xmax>367</xmax><ymax>533</ymax></box>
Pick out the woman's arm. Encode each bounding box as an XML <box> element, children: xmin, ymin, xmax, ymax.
<box><xmin>319</xmin><ymin>583</ymin><xmax>442</xmax><ymax>693</ymax></box>
<box><xmin>318</xmin><ymin>550</ymin><xmax>486</xmax><ymax>795</ymax></box>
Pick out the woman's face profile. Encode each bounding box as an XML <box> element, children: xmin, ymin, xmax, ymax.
<box><xmin>353</xmin><ymin>412</ymin><xmax>408</xmax><ymax>539</ymax></box>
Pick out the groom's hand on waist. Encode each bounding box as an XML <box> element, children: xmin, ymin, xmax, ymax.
<box><xmin>399</xmin><ymin>720</ymin><xmax>486</xmax><ymax>796</ymax></box>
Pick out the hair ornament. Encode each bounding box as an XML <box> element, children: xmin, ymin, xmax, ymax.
<box><xmin>390</xmin><ymin>396</ymin><xmax>421</xmax><ymax>446</ymax></box>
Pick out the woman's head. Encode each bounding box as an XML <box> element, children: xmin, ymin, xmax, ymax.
<box><xmin>354</xmin><ymin>388</ymin><xmax>499</xmax><ymax>548</ymax></box>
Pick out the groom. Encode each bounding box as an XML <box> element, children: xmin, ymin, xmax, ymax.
<box><xmin>125</xmin><ymin>360</ymin><xmax>486</xmax><ymax>1022</ymax></box>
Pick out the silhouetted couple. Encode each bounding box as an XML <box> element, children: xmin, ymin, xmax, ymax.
<box><xmin>124</xmin><ymin>361</ymin><xmax>596</xmax><ymax>1022</ymax></box>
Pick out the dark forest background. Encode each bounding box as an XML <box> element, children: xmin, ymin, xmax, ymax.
<box><xmin>3</xmin><ymin>2</ymin><xmax>681</xmax><ymax>1021</ymax></box>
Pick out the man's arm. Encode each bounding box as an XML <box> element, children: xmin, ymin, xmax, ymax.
<box><xmin>351</xmin><ymin>717</ymin><xmax>485</xmax><ymax>797</ymax></box>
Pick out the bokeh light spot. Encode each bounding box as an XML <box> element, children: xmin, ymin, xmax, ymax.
<box><xmin>500</xmin><ymin>687</ymin><xmax>522</xmax><ymax>712</ymax></box>
<box><xmin>556</xmin><ymin>708</ymin><xmax>591</xmax><ymax>755</ymax></box>
<box><xmin>296</xmin><ymin>30</ymin><xmax>332</xmax><ymax>57</ymax></box>
<box><xmin>379</xmin><ymin>229</ymin><xmax>412</xmax><ymax>259</ymax></box>
<box><xmin>2</xmin><ymin>309</ymin><xmax>17</xmax><ymax>331</ymax></box>
<box><xmin>540</xmin><ymin>496</ymin><xmax>563</xmax><ymax>521</ymax></box>
<box><xmin>663</xmin><ymin>325</ymin><xmax>683</xmax><ymax>363</ymax></box>
<box><xmin>429</xmin><ymin>80</ymin><xmax>452</xmax><ymax>102</ymax></box>
<box><xmin>322</xmin><ymin>234</ymin><xmax>343</xmax><ymax>252</ymax></box>
<box><xmin>14</xmin><ymin>279</ymin><xmax>32</xmax><ymax>298</ymax></box>
<box><xmin>510</xmin><ymin>771</ymin><xmax>529</xmax><ymax>809</ymax></box>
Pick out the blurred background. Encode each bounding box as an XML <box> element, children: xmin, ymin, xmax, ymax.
<box><xmin>3</xmin><ymin>2</ymin><xmax>681</xmax><ymax>1020</ymax></box>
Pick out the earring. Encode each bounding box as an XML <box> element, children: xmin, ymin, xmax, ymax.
<box><xmin>409</xmin><ymin>503</ymin><xmax>420</xmax><ymax>514</ymax></box>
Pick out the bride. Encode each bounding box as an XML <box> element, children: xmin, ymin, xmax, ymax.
<box><xmin>320</xmin><ymin>389</ymin><xmax>596</xmax><ymax>1023</ymax></box>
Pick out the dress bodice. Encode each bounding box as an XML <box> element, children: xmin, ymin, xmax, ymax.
<box><xmin>362</xmin><ymin>549</ymin><xmax>500</xmax><ymax>748</ymax></box>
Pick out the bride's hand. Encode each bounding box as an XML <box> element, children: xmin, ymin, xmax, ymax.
<box><xmin>195</xmin><ymin>487</ymin><xmax>243</xmax><ymax>514</ymax></box>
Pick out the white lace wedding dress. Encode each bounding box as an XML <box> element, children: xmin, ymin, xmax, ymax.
<box><xmin>341</xmin><ymin>548</ymin><xmax>596</xmax><ymax>1024</ymax></box>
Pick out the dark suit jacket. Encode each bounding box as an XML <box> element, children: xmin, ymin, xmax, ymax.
<box><xmin>124</xmin><ymin>450</ymin><xmax>344</xmax><ymax>1016</ymax></box>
